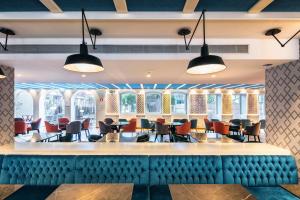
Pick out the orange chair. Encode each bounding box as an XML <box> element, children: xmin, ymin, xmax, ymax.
<box><xmin>204</xmin><ymin>118</ymin><xmax>214</xmax><ymax>133</ymax></box>
<box><xmin>122</xmin><ymin>118</ymin><xmax>136</xmax><ymax>132</ymax></box>
<box><xmin>45</xmin><ymin>121</ymin><xmax>60</xmax><ymax>133</ymax></box>
<box><xmin>82</xmin><ymin>118</ymin><xmax>91</xmax><ymax>137</ymax></box>
<box><xmin>213</xmin><ymin>121</ymin><xmax>229</xmax><ymax>135</ymax></box>
<box><xmin>58</xmin><ymin>117</ymin><xmax>70</xmax><ymax>130</ymax></box>
<box><xmin>156</xmin><ymin>118</ymin><xmax>165</xmax><ymax>124</ymax></box>
<box><xmin>15</xmin><ymin>121</ymin><xmax>27</xmax><ymax>135</ymax></box>
<box><xmin>176</xmin><ymin>122</ymin><xmax>191</xmax><ymax>141</ymax></box>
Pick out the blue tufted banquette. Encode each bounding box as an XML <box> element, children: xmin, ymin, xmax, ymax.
<box><xmin>0</xmin><ymin>155</ymin><xmax>76</xmax><ymax>185</ymax></box>
<box><xmin>75</xmin><ymin>156</ymin><xmax>149</xmax><ymax>184</ymax></box>
<box><xmin>222</xmin><ymin>156</ymin><xmax>298</xmax><ymax>186</ymax></box>
<box><xmin>149</xmin><ymin>156</ymin><xmax>223</xmax><ymax>185</ymax></box>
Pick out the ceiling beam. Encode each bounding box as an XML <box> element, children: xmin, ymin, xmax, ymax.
<box><xmin>183</xmin><ymin>0</ymin><xmax>200</xmax><ymax>13</ymax></box>
<box><xmin>113</xmin><ymin>0</ymin><xmax>128</xmax><ymax>13</ymax></box>
<box><xmin>248</xmin><ymin>0</ymin><xmax>274</xmax><ymax>13</ymax></box>
<box><xmin>39</xmin><ymin>0</ymin><xmax>62</xmax><ymax>13</ymax></box>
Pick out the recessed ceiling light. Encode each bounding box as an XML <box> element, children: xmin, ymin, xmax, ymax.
<box><xmin>211</xmin><ymin>74</ymin><xmax>216</xmax><ymax>78</ymax></box>
<box><xmin>146</xmin><ymin>72</ymin><xmax>151</xmax><ymax>78</ymax></box>
<box><xmin>16</xmin><ymin>74</ymin><xmax>22</xmax><ymax>77</ymax></box>
<box><xmin>81</xmin><ymin>74</ymin><xmax>87</xmax><ymax>78</ymax></box>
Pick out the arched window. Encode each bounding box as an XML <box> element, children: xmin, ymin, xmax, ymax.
<box><xmin>146</xmin><ymin>92</ymin><xmax>161</xmax><ymax>114</ymax></box>
<box><xmin>171</xmin><ymin>92</ymin><xmax>187</xmax><ymax>114</ymax></box>
<box><xmin>71</xmin><ymin>91</ymin><xmax>96</xmax><ymax>126</ymax></box>
<box><xmin>258</xmin><ymin>94</ymin><xmax>265</xmax><ymax>120</ymax></box>
<box><xmin>207</xmin><ymin>94</ymin><xmax>222</xmax><ymax>120</ymax></box>
<box><xmin>43</xmin><ymin>90</ymin><xmax>65</xmax><ymax>123</ymax></box>
<box><xmin>120</xmin><ymin>92</ymin><xmax>137</xmax><ymax>114</ymax></box>
<box><xmin>14</xmin><ymin>89</ymin><xmax>33</xmax><ymax>118</ymax></box>
<box><xmin>232</xmin><ymin>94</ymin><xmax>247</xmax><ymax>119</ymax></box>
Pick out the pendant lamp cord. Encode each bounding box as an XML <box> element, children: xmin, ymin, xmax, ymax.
<box><xmin>271</xmin><ymin>29</ymin><xmax>300</xmax><ymax>47</ymax></box>
<box><xmin>184</xmin><ymin>9</ymin><xmax>206</xmax><ymax>50</ymax></box>
<box><xmin>81</xmin><ymin>9</ymin><xmax>97</xmax><ymax>49</ymax></box>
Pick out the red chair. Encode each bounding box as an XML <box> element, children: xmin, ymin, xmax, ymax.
<box><xmin>27</xmin><ymin>118</ymin><xmax>41</xmax><ymax>133</ymax></box>
<box><xmin>204</xmin><ymin>118</ymin><xmax>214</xmax><ymax>133</ymax></box>
<box><xmin>213</xmin><ymin>121</ymin><xmax>229</xmax><ymax>135</ymax></box>
<box><xmin>122</xmin><ymin>118</ymin><xmax>137</xmax><ymax>132</ymax></box>
<box><xmin>82</xmin><ymin>118</ymin><xmax>91</xmax><ymax>137</ymax></box>
<box><xmin>58</xmin><ymin>117</ymin><xmax>70</xmax><ymax>130</ymax></box>
<box><xmin>156</xmin><ymin>118</ymin><xmax>165</xmax><ymax>124</ymax></box>
<box><xmin>15</xmin><ymin>121</ymin><xmax>27</xmax><ymax>135</ymax></box>
<box><xmin>176</xmin><ymin>122</ymin><xmax>191</xmax><ymax>141</ymax></box>
<box><xmin>45</xmin><ymin>121</ymin><xmax>60</xmax><ymax>133</ymax></box>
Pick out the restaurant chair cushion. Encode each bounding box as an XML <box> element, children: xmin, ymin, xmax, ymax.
<box><xmin>149</xmin><ymin>156</ymin><xmax>223</xmax><ymax>185</ymax></box>
<box><xmin>222</xmin><ymin>156</ymin><xmax>298</xmax><ymax>186</ymax></box>
<box><xmin>0</xmin><ymin>155</ymin><xmax>76</xmax><ymax>185</ymax></box>
<box><xmin>75</xmin><ymin>156</ymin><xmax>149</xmax><ymax>184</ymax></box>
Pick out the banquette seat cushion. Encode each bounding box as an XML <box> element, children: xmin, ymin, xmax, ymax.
<box><xmin>222</xmin><ymin>156</ymin><xmax>298</xmax><ymax>186</ymax></box>
<box><xmin>149</xmin><ymin>156</ymin><xmax>223</xmax><ymax>185</ymax></box>
<box><xmin>75</xmin><ymin>156</ymin><xmax>149</xmax><ymax>184</ymax></box>
<box><xmin>0</xmin><ymin>155</ymin><xmax>75</xmax><ymax>185</ymax></box>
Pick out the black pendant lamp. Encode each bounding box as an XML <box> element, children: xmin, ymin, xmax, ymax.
<box><xmin>0</xmin><ymin>67</ymin><xmax>6</xmax><ymax>79</ymax></box>
<box><xmin>178</xmin><ymin>9</ymin><xmax>226</xmax><ymax>74</ymax></box>
<box><xmin>64</xmin><ymin>9</ymin><xmax>103</xmax><ymax>73</ymax></box>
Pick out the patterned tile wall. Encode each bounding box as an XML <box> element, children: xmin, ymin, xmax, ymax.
<box><xmin>106</xmin><ymin>91</ymin><xmax>119</xmax><ymax>114</ymax></box>
<box><xmin>0</xmin><ymin>66</ymin><xmax>14</xmax><ymax>145</ymax></box>
<box><xmin>222</xmin><ymin>94</ymin><xmax>232</xmax><ymax>114</ymax></box>
<box><xmin>248</xmin><ymin>94</ymin><xmax>258</xmax><ymax>114</ymax></box>
<box><xmin>190</xmin><ymin>94</ymin><xmax>206</xmax><ymax>114</ymax></box>
<box><xmin>265</xmin><ymin>59</ymin><xmax>300</xmax><ymax>176</ymax></box>
<box><xmin>163</xmin><ymin>94</ymin><xmax>171</xmax><ymax>114</ymax></box>
<box><xmin>137</xmin><ymin>94</ymin><xmax>144</xmax><ymax>114</ymax></box>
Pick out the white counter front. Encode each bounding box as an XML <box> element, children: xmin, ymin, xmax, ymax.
<box><xmin>0</xmin><ymin>143</ymin><xmax>291</xmax><ymax>156</ymax></box>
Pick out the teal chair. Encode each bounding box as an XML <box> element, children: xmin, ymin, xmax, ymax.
<box><xmin>141</xmin><ymin>119</ymin><xmax>152</xmax><ymax>133</ymax></box>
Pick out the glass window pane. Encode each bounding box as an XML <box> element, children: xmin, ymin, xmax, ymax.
<box><xmin>146</xmin><ymin>92</ymin><xmax>161</xmax><ymax>113</ymax></box>
<box><xmin>72</xmin><ymin>91</ymin><xmax>96</xmax><ymax>126</ymax></box>
<box><xmin>171</xmin><ymin>93</ymin><xmax>187</xmax><ymax>114</ymax></box>
<box><xmin>120</xmin><ymin>92</ymin><xmax>137</xmax><ymax>114</ymax></box>
<box><xmin>207</xmin><ymin>94</ymin><xmax>221</xmax><ymax>120</ymax></box>
<box><xmin>232</xmin><ymin>94</ymin><xmax>241</xmax><ymax>119</ymax></box>
<box><xmin>44</xmin><ymin>91</ymin><xmax>65</xmax><ymax>123</ymax></box>
<box><xmin>259</xmin><ymin>94</ymin><xmax>265</xmax><ymax>120</ymax></box>
<box><xmin>14</xmin><ymin>90</ymin><xmax>33</xmax><ymax>118</ymax></box>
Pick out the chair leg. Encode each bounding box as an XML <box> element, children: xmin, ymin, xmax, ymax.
<box><xmin>247</xmin><ymin>135</ymin><xmax>249</xmax><ymax>142</ymax></box>
<box><xmin>154</xmin><ymin>134</ymin><xmax>158</xmax><ymax>142</ymax></box>
<box><xmin>161</xmin><ymin>135</ymin><xmax>163</xmax><ymax>142</ymax></box>
<box><xmin>254</xmin><ymin>136</ymin><xmax>256</xmax><ymax>142</ymax></box>
<box><xmin>258</xmin><ymin>135</ymin><xmax>261</xmax><ymax>142</ymax></box>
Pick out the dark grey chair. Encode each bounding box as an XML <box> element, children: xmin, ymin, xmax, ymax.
<box><xmin>173</xmin><ymin>119</ymin><xmax>181</xmax><ymax>123</ymax></box>
<box><xmin>104</xmin><ymin>118</ymin><xmax>114</xmax><ymax>125</ymax></box>
<box><xmin>241</xmin><ymin>119</ymin><xmax>251</xmax><ymax>129</ymax></box>
<box><xmin>141</xmin><ymin>119</ymin><xmax>152</xmax><ymax>133</ymax></box>
<box><xmin>190</xmin><ymin>119</ymin><xmax>198</xmax><ymax>133</ymax></box>
<box><xmin>66</xmin><ymin>121</ymin><xmax>82</xmax><ymax>141</ymax></box>
<box><xmin>155</xmin><ymin>122</ymin><xmax>170</xmax><ymax>142</ymax></box>
<box><xmin>119</xmin><ymin>118</ymin><xmax>128</xmax><ymax>123</ymax></box>
<box><xmin>179</xmin><ymin>119</ymin><xmax>188</xmax><ymax>123</ymax></box>
<box><xmin>229</xmin><ymin>119</ymin><xmax>241</xmax><ymax>134</ymax></box>
<box><xmin>99</xmin><ymin>121</ymin><xmax>112</xmax><ymax>136</ymax></box>
<box><xmin>137</xmin><ymin>134</ymin><xmax>150</xmax><ymax>142</ymax></box>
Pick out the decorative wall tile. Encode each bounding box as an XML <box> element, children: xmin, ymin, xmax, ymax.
<box><xmin>190</xmin><ymin>94</ymin><xmax>206</xmax><ymax>114</ymax></box>
<box><xmin>222</xmin><ymin>94</ymin><xmax>232</xmax><ymax>114</ymax></box>
<box><xmin>248</xmin><ymin>94</ymin><xmax>258</xmax><ymax>114</ymax></box>
<box><xmin>137</xmin><ymin>94</ymin><xmax>144</xmax><ymax>114</ymax></box>
<box><xmin>106</xmin><ymin>92</ymin><xmax>118</xmax><ymax>114</ymax></box>
<box><xmin>163</xmin><ymin>94</ymin><xmax>171</xmax><ymax>114</ymax></box>
<box><xmin>266</xmin><ymin>59</ymin><xmax>300</xmax><ymax>176</ymax></box>
<box><xmin>0</xmin><ymin>66</ymin><xmax>14</xmax><ymax>145</ymax></box>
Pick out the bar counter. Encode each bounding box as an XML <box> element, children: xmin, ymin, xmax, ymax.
<box><xmin>0</xmin><ymin>142</ymin><xmax>291</xmax><ymax>155</ymax></box>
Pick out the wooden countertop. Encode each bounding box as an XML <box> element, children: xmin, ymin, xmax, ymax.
<box><xmin>0</xmin><ymin>142</ymin><xmax>291</xmax><ymax>156</ymax></box>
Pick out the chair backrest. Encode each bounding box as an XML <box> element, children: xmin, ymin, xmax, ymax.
<box><xmin>58</xmin><ymin>117</ymin><xmax>70</xmax><ymax>124</ymax></box>
<box><xmin>213</xmin><ymin>122</ymin><xmax>229</xmax><ymax>135</ymax></box>
<box><xmin>155</xmin><ymin>122</ymin><xmax>169</xmax><ymax>135</ymax></box>
<box><xmin>66</xmin><ymin>121</ymin><xmax>81</xmax><ymax>134</ymax></box>
<box><xmin>15</xmin><ymin>121</ymin><xmax>27</xmax><ymax>135</ymax></box>
<box><xmin>44</xmin><ymin>121</ymin><xmax>59</xmax><ymax>133</ymax></box>
<box><xmin>104</xmin><ymin>118</ymin><xmax>114</xmax><ymax>125</ymax></box>
<box><xmin>118</xmin><ymin>118</ymin><xmax>128</xmax><ymax>122</ymax></box>
<box><xmin>123</xmin><ymin>119</ymin><xmax>136</xmax><ymax>132</ymax></box>
<box><xmin>204</xmin><ymin>118</ymin><xmax>212</xmax><ymax>130</ymax></box>
<box><xmin>190</xmin><ymin>119</ymin><xmax>197</xmax><ymax>129</ymax></box>
<box><xmin>141</xmin><ymin>119</ymin><xmax>151</xmax><ymax>129</ymax></box>
<box><xmin>180</xmin><ymin>119</ymin><xmax>188</xmax><ymax>123</ymax></box>
<box><xmin>229</xmin><ymin>119</ymin><xmax>241</xmax><ymax>125</ymax></box>
<box><xmin>31</xmin><ymin>118</ymin><xmax>42</xmax><ymax>129</ymax></box>
<box><xmin>176</xmin><ymin>122</ymin><xmax>191</xmax><ymax>135</ymax></box>
<box><xmin>241</xmin><ymin>119</ymin><xmax>251</xmax><ymax>128</ymax></box>
<box><xmin>14</xmin><ymin>118</ymin><xmax>24</xmax><ymax>122</ymax></box>
<box><xmin>137</xmin><ymin>134</ymin><xmax>150</xmax><ymax>142</ymax></box>
<box><xmin>259</xmin><ymin>119</ymin><xmax>266</xmax><ymax>129</ymax></box>
<box><xmin>156</xmin><ymin>118</ymin><xmax>165</xmax><ymax>124</ymax></box>
<box><xmin>99</xmin><ymin>121</ymin><xmax>111</xmax><ymax>135</ymax></box>
<box><xmin>82</xmin><ymin>118</ymin><xmax>90</xmax><ymax>129</ymax></box>
<box><xmin>173</xmin><ymin>119</ymin><xmax>181</xmax><ymax>123</ymax></box>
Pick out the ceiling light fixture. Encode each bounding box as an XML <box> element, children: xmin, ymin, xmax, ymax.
<box><xmin>0</xmin><ymin>27</ymin><xmax>15</xmax><ymax>51</ymax></box>
<box><xmin>0</xmin><ymin>67</ymin><xmax>6</xmax><ymax>79</ymax></box>
<box><xmin>265</xmin><ymin>28</ymin><xmax>300</xmax><ymax>47</ymax></box>
<box><xmin>146</xmin><ymin>72</ymin><xmax>151</xmax><ymax>78</ymax></box>
<box><xmin>178</xmin><ymin>9</ymin><xmax>226</xmax><ymax>75</ymax></box>
<box><xmin>64</xmin><ymin>9</ymin><xmax>103</xmax><ymax>73</ymax></box>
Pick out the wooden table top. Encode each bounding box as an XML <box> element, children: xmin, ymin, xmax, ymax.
<box><xmin>0</xmin><ymin>184</ymin><xmax>23</xmax><ymax>199</ymax></box>
<box><xmin>46</xmin><ymin>184</ymin><xmax>133</xmax><ymax>200</ymax></box>
<box><xmin>281</xmin><ymin>184</ymin><xmax>300</xmax><ymax>198</ymax></box>
<box><xmin>169</xmin><ymin>184</ymin><xmax>256</xmax><ymax>200</ymax></box>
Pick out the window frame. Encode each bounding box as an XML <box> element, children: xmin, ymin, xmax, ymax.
<box><xmin>145</xmin><ymin>92</ymin><xmax>162</xmax><ymax>114</ymax></box>
<box><xmin>171</xmin><ymin>92</ymin><xmax>187</xmax><ymax>114</ymax></box>
<box><xmin>119</xmin><ymin>91</ymin><xmax>137</xmax><ymax>114</ymax></box>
